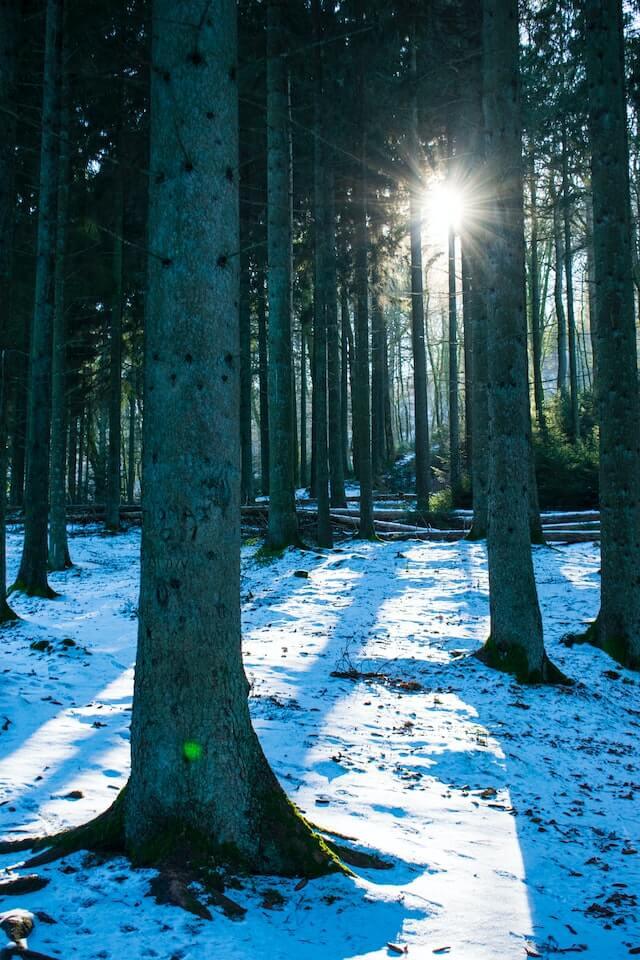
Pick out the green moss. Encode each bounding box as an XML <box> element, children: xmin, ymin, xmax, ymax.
<box><xmin>9</xmin><ymin>579</ymin><xmax>58</xmax><ymax>599</ymax></box>
<box><xmin>254</xmin><ymin>544</ymin><xmax>286</xmax><ymax>565</ymax></box>
<box><xmin>476</xmin><ymin>635</ymin><xmax>571</xmax><ymax>685</ymax></box>
<box><xmin>25</xmin><ymin>790</ymin><xmax>126</xmax><ymax>867</ymax></box>
<box><xmin>569</xmin><ymin>618</ymin><xmax>640</xmax><ymax>671</ymax></box>
<box><xmin>256</xmin><ymin>787</ymin><xmax>348</xmax><ymax>878</ymax></box>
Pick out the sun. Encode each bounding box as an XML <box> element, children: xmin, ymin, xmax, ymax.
<box><xmin>424</xmin><ymin>181</ymin><xmax>465</xmax><ymax>239</ymax></box>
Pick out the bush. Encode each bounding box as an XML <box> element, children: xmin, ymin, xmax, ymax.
<box><xmin>534</xmin><ymin>393</ymin><xmax>599</xmax><ymax>509</ymax></box>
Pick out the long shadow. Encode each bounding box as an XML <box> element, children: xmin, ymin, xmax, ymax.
<box><xmin>0</xmin><ymin>529</ymin><xmax>137</xmax><ymax>838</ymax></box>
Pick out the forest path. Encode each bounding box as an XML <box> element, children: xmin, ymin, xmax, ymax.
<box><xmin>0</xmin><ymin>529</ymin><xmax>637</xmax><ymax>959</ymax></box>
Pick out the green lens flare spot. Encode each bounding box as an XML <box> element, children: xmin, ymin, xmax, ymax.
<box><xmin>183</xmin><ymin>740</ymin><xmax>203</xmax><ymax>762</ymax></box>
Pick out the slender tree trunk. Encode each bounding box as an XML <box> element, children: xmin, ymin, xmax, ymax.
<box><xmin>467</xmin><ymin>247</ymin><xmax>489</xmax><ymax>539</ymax></box>
<box><xmin>48</xmin><ymin>15</ymin><xmax>71</xmax><ymax>569</ymax></box>
<box><xmin>583</xmin><ymin>0</ymin><xmax>640</xmax><ymax>668</ymax></box>
<box><xmin>461</xmin><ymin>244</ymin><xmax>473</xmax><ymax>473</ymax></box>
<box><xmin>127</xmin><ymin>391</ymin><xmax>136</xmax><ymax>502</ymax></box>
<box><xmin>479</xmin><ymin>0</ymin><xmax>560</xmax><ymax>682</ymax></box>
<box><xmin>257</xmin><ymin>265</ymin><xmax>269</xmax><ymax>495</ymax></box>
<box><xmin>528</xmin><ymin>147</ymin><xmax>545</xmax><ymax>430</ymax></box>
<box><xmin>266</xmin><ymin>0</ymin><xmax>298</xmax><ymax>548</ymax></box>
<box><xmin>67</xmin><ymin>413</ymin><xmax>77</xmax><ymax>503</ymax></box>
<box><xmin>326</xmin><ymin>171</ymin><xmax>345</xmax><ymax>507</ymax></box>
<box><xmin>409</xmin><ymin>31</ymin><xmax>430</xmax><ymax>515</ymax></box>
<box><xmin>561</xmin><ymin>125</ymin><xmax>580</xmax><ymax>440</ymax></box>
<box><xmin>340</xmin><ymin>288</ymin><xmax>350</xmax><ymax>476</ymax></box>
<box><xmin>353</xmin><ymin>15</ymin><xmax>374</xmax><ymax>538</ymax></box>
<box><xmin>370</xmin><ymin>242</ymin><xmax>385</xmax><ymax>480</ymax></box>
<box><xmin>123</xmin><ymin>0</ymin><xmax>335</xmax><ymax>875</ymax></box>
<box><xmin>0</xmin><ymin>0</ymin><xmax>18</xmax><ymax>619</ymax></box>
<box><xmin>299</xmin><ymin>315</ymin><xmax>308</xmax><ymax>488</ymax></box>
<box><xmin>239</xmin><ymin>250</ymin><xmax>254</xmax><ymax>504</ymax></box>
<box><xmin>105</xmin><ymin>115</ymin><xmax>124</xmax><ymax>530</ymax></box>
<box><xmin>585</xmin><ymin>196</ymin><xmax>598</xmax><ymax>388</ymax></box>
<box><xmin>14</xmin><ymin>0</ymin><xmax>62</xmax><ymax>597</ymax></box>
<box><xmin>448</xmin><ymin>226</ymin><xmax>460</xmax><ymax>501</ymax></box>
<box><xmin>552</xmin><ymin>182</ymin><xmax>568</xmax><ymax>397</ymax></box>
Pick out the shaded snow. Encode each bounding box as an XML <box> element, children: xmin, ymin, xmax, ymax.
<box><xmin>0</xmin><ymin>527</ymin><xmax>638</xmax><ymax>958</ymax></box>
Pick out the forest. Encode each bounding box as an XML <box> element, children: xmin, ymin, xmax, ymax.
<box><xmin>0</xmin><ymin>0</ymin><xmax>638</xmax><ymax>957</ymax></box>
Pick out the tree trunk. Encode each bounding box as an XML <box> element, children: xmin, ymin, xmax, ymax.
<box><xmin>299</xmin><ymin>314</ymin><xmax>308</xmax><ymax>489</ymax></box>
<box><xmin>48</xmin><ymin>13</ymin><xmax>71</xmax><ymax>569</ymax></box>
<box><xmin>239</xmin><ymin>250</ymin><xmax>254</xmax><ymax>504</ymax></box>
<box><xmin>461</xmin><ymin>245</ymin><xmax>473</xmax><ymax>473</ymax></box>
<box><xmin>124</xmin><ymin>0</ymin><xmax>335</xmax><ymax>876</ymax></box>
<box><xmin>326</xmin><ymin>170</ymin><xmax>345</xmax><ymax>507</ymax></box>
<box><xmin>479</xmin><ymin>0</ymin><xmax>559</xmax><ymax>682</ymax></box>
<box><xmin>266</xmin><ymin>0</ymin><xmax>298</xmax><ymax>548</ymax></box>
<box><xmin>370</xmin><ymin>240</ymin><xmax>385</xmax><ymax>481</ymax></box>
<box><xmin>528</xmin><ymin>147</ymin><xmax>545</xmax><ymax>431</ymax></box>
<box><xmin>448</xmin><ymin>225</ymin><xmax>460</xmax><ymax>501</ymax></box>
<box><xmin>105</xmin><ymin>112</ymin><xmax>124</xmax><ymax>531</ymax></box>
<box><xmin>561</xmin><ymin>125</ymin><xmax>580</xmax><ymax>441</ymax></box>
<box><xmin>257</xmin><ymin>265</ymin><xmax>269</xmax><ymax>495</ymax></box>
<box><xmin>551</xmin><ymin>181</ymin><xmax>567</xmax><ymax>397</ymax></box>
<box><xmin>340</xmin><ymin>288</ymin><xmax>351</xmax><ymax>476</ymax></box>
<box><xmin>14</xmin><ymin>0</ymin><xmax>62</xmax><ymax>597</ymax></box>
<box><xmin>583</xmin><ymin>0</ymin><xmax>640</xmax><ymax>668</ymax></box>
<box><xmin>409</xmin><ymin>31</ymin><xmax>430</xmax><ymax>515</ymax></box>
<box><xmin>0</xmin><ymin>0</ymin><xmax>18</xmax><ymax>619</ymax></box>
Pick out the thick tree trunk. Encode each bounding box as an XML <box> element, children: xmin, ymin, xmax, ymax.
<box><xmin>266</xmin><ymin>0</ymin><xmax>298</xmax><ymax>549</ymax></box>
<box><xmin>14</xmin><ymin>0</ymin><xmax>62</xmax><ymax>597</ymax></box>
<box><xmin>583</xmin><ymin>0</ymin><xmax>640</xmax><ymax>668</ymax></box>
<box><xmin>125</xmin><ymin>0</ymin><xmax>335</xmax><ymax>875</ymax></box>
<box><xmin>409</xmin><ymin>34</ymin><xmax>430</xmax><ymax>516</ymax></box>
<box><xmin>48</xmin><ymin>19</ymin><xmax>71</xmax><ymax>569</ymax></box>
<box><xmin>479</xmin><ymin>0</ymin><xmax>558</xmax><ymax>682</ymax></box>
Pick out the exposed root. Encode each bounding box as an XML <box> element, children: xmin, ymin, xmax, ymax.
<box><xmin>475</xmin><ymin>637</ymin><xmax>572</xmax><ymax>685</ymax></box>
<box><xmin>563</xmin><ymin>617</ymin><xmax>640</xmax><ymax>671</ymax></box>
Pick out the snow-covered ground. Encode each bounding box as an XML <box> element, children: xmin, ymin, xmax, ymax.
<box><xmin>0</xmin><ymin>526</ymin><xmax>638</xmax><ymax>959</ymax></box>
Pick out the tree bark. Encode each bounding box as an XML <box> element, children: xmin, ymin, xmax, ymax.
<box><xmin>239</xmin><ymin>250</ymin><xmax>254</xmax><ymax>504</ymax></box>
<box><xmin>14</xmin><ymin>0</ymin><xmax>62</xmax><ymax>597</ymax></box>
<box><xmin>326</xmin><ymin>169</ymin><xmax>345</xmax><ymax>507</ymax></box>
<box><xmin>257</xmin><ymin>265</ymin><xmax>269</xmax><ymax>495</ymax></box>
<box><xmin>561</xmin><ymin>124</ymin><xmax>580</xmax><ymax>441</ymax></box>
<box><xmin>583</xmin><ymin>0</ymin><xmax>640</xmax><ymax>668</ymax></box>
<box><xmin>551</xmin><ymin>180</ymin><xmax>567</xmax><ymax>397</ymax></box>
<box><xmin>0</xmin><ymin>0</ymin><xmax>18</xmax><ymax>619</ymax></box>
<box><xmin>527</xmin><ymin>147</ymin><xmax>545</xmax><ymax>431</ymax></box>
<box><xmin>125</xmin><ymin>0</ymin><xmax>335</xmax><ymax>875</ymax></box>
<box><xmin>409</xmin><ymin>30</ymin><xmax>430</xmax><ymax>516</ymax></box>
<box><xmin>448</xmin><ymin>225</ymin><xmax>460</xmax><ymax>501</ymax></box>
<box><xmin>266</xmin><ymin>0</ymin><xmax>298</xmax><ymax>549</ymax></box>
<box><xmin>479</xmin><ymin>0</ymin><xmax>558</xmax><ymax>682</ymax></box>
<box><xmin>48</xmin><ymin>11</ymin><xmax>71</xmax><ymax>569</ymax></box>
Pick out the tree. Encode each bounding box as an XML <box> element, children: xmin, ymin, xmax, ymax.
<box><xmin>0</xmin><ymin>0</ymin><xmax>19</xmax><ymax>621</ymax></box>
<box><xmin>122</xmin><ymin>0</ymin><xmax>337</xmax><ymax>872</ymax></box>
<box><xmin>478</xmin><ymin>0</ymin><xmax>563</xmax><ymax>683</ymax></box>
<box><xmin>581</xmin><ymin>0</ymin><xmax>640</xmax><ymax>668</ymax></box>
<box><xmin>408</xmin><ymin>27</ymin><xmax>430</xmax><ymax>516</ymax></box>
<box><xmin>14</xmin><ymin>0</ymin><xmax>63</xmax><ymax>598</ymax></box>
<box><xmin>266</xmin><ymin>0</ymin><xmax>298</xmax><ymax>549</ymax></box>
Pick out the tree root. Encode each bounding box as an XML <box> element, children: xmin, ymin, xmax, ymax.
<box><xmin>475</xmin><ymin>637</ymin><xmax>572</xmax><ymax>685</ymax></box>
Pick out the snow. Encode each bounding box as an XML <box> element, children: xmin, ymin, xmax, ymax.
<box><xmin>0</xmin><ymin>526</ymin><xmax>638</xmax><ymax>958</ymax></box>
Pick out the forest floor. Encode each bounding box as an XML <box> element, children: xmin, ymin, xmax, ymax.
<box><xmin>0</xmin><ymin>526</ymin><xmax>638</xmax><ymax>959</ymax></box>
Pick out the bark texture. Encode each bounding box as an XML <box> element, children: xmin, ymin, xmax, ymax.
<box><xmin>583</xmin><ymin>0</ymin><xmax>640</xmax><ymax>668</ymax></box>
<box><xmin>125</xmin><ymin>0</ymin><xmax>336</xmax><ymax>875</ymax></box>
<box><xmin>15</xmin><ymin>0</ymin><xmax>62</xmax><ymax>597</ymax></box>
<box><xmin>480</xmin><ymin>0</ymin><xmax>556</xmax><ymax>682</ymax></box>
<box><xmin>266</xmin><ymin>0</ymin><xmax>298</xmax><ymax>549</ymax></box>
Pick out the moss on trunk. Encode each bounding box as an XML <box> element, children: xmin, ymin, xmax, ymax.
<box><xmin>476</xmin><ymin>636</ymin><xmax>571</xmax><ymax>685</ymax></box>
